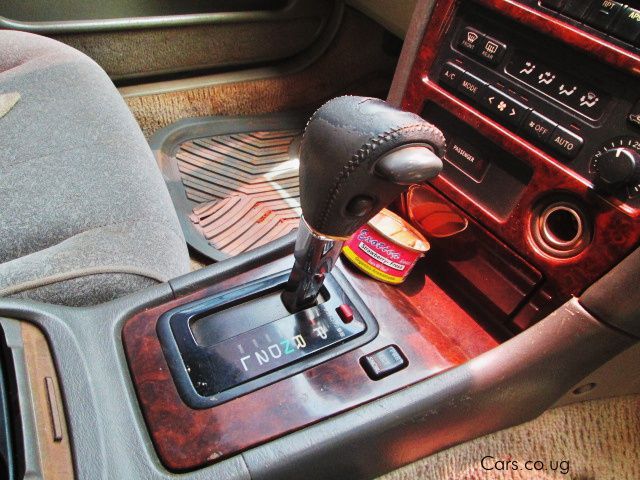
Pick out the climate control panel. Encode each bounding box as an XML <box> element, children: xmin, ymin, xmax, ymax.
<box><xmin>431</xmin><ymin>2</ymin><xmax>640</xmax><ymax>207</ymax></box>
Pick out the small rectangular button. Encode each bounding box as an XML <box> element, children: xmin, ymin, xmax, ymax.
<box><xmin>565</xmin><ymin>87</ymin><xmax>606</xmax><ymax>120</ymax></box>
<box><xmin>522</xmin><ymin>110</ymin><xmax>557</xmax><ymax>143</ymax></box>
<box><xmin>540</xmin><ymin>0</ymin><xmax>565</xmax><ymax>10</ymax></box>
<box><xmin>336</xmin><ymin>304</ymin><xmax>354</xmax><ymax>323</ymax></box>
<box><xmin>629</xmin><ymin>99</ymin><xmax>640</xmax><ymax>129</ymax></box>
<box><xmin>610</xmin><ymin>7</ymin><xmax>640</xmax><ymax>44</ymax></box>
<box><xmin>456</xmin><ymin>70</ymin><xmax>489</xmax><ymax>101</ymax></box>
<box><xmin>458</xmin><ymin>27</ymin><xmax>485</xmax><ymax>54</ymax></box>
<box><xmin>478</xmin><ymin>36</ymin><xmax>507</xmax><ymax>65</ymax></box>
<box><xmin>445</xmin><ymin>136</ymin><xmax>489</xmax><ymax>182</ymax></box>
<box><xmin>482</xmin><ymin>86</ymin><xmax>530</xmax><ymax>128</ymax></box>
<box><xmin>561</xmin><ymin>0</ymin><xmax>593</xmax><ymax>20</ymax></box>
<box><xmin>547</xmin><ymin>125</ymin><xmax>584</xmax><ymax>158</ymax></box>
<box><xmin>584</xmin><ymin>0</ymin><xmax>624</xmax><ymax>30</ymax></box>
<box><xmin>361</xmin><ymin>346</ymin><xmax>408</xmax><ymax>380</ymax></box>
<box><xmin>439</xmin><ymin>62</ymin><xmax>465</xmax><ymax>90</ymax></box>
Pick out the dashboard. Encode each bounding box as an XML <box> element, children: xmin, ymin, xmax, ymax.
<box><xmin>399</xmin><ymin>0</ymin><xmax>640</xmax><ymax>330</ymax></box>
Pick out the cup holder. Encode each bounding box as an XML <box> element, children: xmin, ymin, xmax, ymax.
<box><xmin>531</xmin><ymin>200</ymin><xmax>591</xmax><ymax>258</ymax></box>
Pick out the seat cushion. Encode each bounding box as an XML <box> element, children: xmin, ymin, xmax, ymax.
<box><xmin>0</xmin><ymin>31</ymin><xmax>190</xmax><ymax>306</ymax></box>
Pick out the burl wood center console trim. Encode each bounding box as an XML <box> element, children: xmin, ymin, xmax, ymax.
<box><xmin>123</xmin><ymin>256</ymin><xmax>498</xmax><ymax>471</ymax></box>
<box><xmin>400</xmin><ymin>0</ymin><xmax>640</xmax><ymax>326</ymax></box>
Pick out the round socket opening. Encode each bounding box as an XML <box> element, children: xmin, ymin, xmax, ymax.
<box><xmin>531</xmin><ymin>201</ymin><xmax>590</xmax><ymax>258</ymax></box>
<box><xmin>541</xmin><ymin>206</ymin><xmax>582</xmax><ymax>246</ymax></box>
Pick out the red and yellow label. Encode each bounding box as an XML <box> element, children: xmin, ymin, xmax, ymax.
<box><xmin>342</xmin><ymin>219</ymin><xmax>424</xmax><ymax>284</ymax></box>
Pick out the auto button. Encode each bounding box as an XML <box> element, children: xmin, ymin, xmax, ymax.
<box><xmin>547</xmin><ymin>125</ymin><xmax>584</xmax><ymax>159</ymax></box>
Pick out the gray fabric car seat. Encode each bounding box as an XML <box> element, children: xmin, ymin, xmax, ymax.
<box><xmin>0</xmin><ymin>31</ymin><xmax>190</xmax><ymax>306</ymax></box>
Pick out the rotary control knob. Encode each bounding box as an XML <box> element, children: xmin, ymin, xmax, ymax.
<box><xmin>590</xmin><ymin>137</ymin><xmax>640</xmax><ymax>196</ymax></box>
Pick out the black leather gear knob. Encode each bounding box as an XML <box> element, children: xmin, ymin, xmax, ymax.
<box><xmin>299</xmin><ymin>96</ymin><xmax>445</xmax><ymax>238</ymax></box>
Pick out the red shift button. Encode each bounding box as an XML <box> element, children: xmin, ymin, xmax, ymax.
<box><xmin>336</xmin><ymin>304</ymin><xmax>354</xmax><ymax>323</ymax></box>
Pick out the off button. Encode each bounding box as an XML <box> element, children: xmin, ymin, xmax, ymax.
<box><xmin>547</xmin><ymin>125</ymin><xmax>583</xmax><ymax>159</ymax></box>
<box><xmin>521</xmin><ymin>110</ymin><xmax>557</xmax><ymax>142</ymax></box>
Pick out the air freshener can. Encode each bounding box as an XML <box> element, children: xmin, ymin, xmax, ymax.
<box><xmin>342</xmin><ymin>209</ymin><xmax>429</xmax><ymax>284</ymax></box>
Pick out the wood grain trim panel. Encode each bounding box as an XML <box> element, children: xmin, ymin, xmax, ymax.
<box><xmin>399</xmin><ymin>0</ymin><xmax>640</xmax><ymax>305</ymax></box>
<box><xmin>123</xmin><ymin>256</ymin><xmax>498</xmax><ymax>471</ymax></box>
<box><xmin>21</xmin><ymin>323</ymin><xmax>74</xmax><ymax>480</ymax></box>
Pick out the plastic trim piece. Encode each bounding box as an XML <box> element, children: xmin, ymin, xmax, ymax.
<box><xmin>159</xmin><ymin>270</ymin><xmax>378</xmax><ymax>408</ymax></box>
<box><xmin>0</xmin><ymin>320</ymin><xmax>43</xmax><ymax>480</ymax></box>
<box><xmin>581</xmin><ymin>246</ymin><xmax>640</xmax><ymax>338</ymax></box>
<box><xmin>0</xmin><ymin>0</ymin><xmax>301</xmax><ymax>33</ymax></box>
<box><xmin>387</xmin><ymin>0</ymin><xmax>438</xmax><ymax>106</ymax></box>
<box><xmin>241</xmin><ymin>299</ymin><xmax>638</xmax><ymax>480</ymax></box>
<box><xmin>0</xmin><ymin>238</ymin><xmax>635</xmax><ymax>479</ymax></box>
<box><xmin>119</xmin><ymin>2</ymin><xmax>343</xmax><ymax>97</ymax></box>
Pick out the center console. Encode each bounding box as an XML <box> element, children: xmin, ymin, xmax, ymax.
<box><xmin>115</xmin><ymin>0</ymin><xmax>640</xmax><ymax>474</ymax></box>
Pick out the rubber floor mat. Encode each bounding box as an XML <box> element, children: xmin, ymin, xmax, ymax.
<box><xmin>150</xmin><ymin>113</ymin><xmax>306</xmax><ymax>261</ymax></box>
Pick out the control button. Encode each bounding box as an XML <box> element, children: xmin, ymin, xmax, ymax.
<box><xmin>456</xmin><ymin>70</ymin><xmax>488</xmax><ymax>101</ymax></box>
<box><xmin>521</xmin><ymin>110</ymin><xmax>557</xmax><ymax>143</ymax></box>
<box><xmin>439</xmin><ymin>62</ymin><xmax>465</xmax><ymax>90</ymax></box>
<box><xmin>445</xmin><ymin>136</ymin><xmax>489</xmax><ymax>182</ymax></box>
<box><xmin>361</xmin><ymin>345</ymin><xmax>408</xmax><ymax>380</ymax></box>
<box><xmin>547</xmin><ymin>125</ymin><xmax>584</xmax><ymax>158</ymax></box>
<box><xmin>346</xmin><ymin>195</ymin><xmax>374</xmax><ymax>217</ymax></box>
<box><xmin>458</xmin><ymin>26</ymin><xmax>485</xmax><ymax>54</ymax></box>
<box><xmin>507</xmin><ymin>55</ymin><xmax>544</xmax><ymax>84</ymax></box>
<box><xmin>584</xmin><ymin>0</ymin><xmax>624</xmax><ymax>30</ymax></box>
<box><xmin>506</xmin><ymin>53</ymin><xmax>606</xmax><ymax>120</ymax></box>
<box><xmin>610</xmin><ymin>7</ymin><xmax>640</xmax><ymax>45</ymax></box>
<box><xmin>482</xmin><ymin>86</ymin><xmax>530</xmax><ymax>128</ymax></box>
<box><xmin>629</xmin><ymin>100</ymin><xmax>640</xmax><ymax>129</ymax></box>
<box><xmin>534</xmin><ymin>69</ymin><xmax>561</xmax><ymax>96</ymax></box>
<box><xmin>540</xmin><ymin>0</ymin><xmax>565</xmax><ymax>10</ymax></box>
<box><xmin>336</xmin><ymin>304</ymin><xmax>354</xmax><ymax>323</ymax></box>
<box><xmin>561</xmin><ymin>0</ymin><xmax>593</xmax><ymax>20</ymax></box>
<box><xmin>567</xmin><ymin>88</ymin><xmax>606</xmax><ymax>120</ymax></box>
<box><xmin>594</xmin><ymin>147</ymin><xmax>640</xmax><ymax>189</ymax></box>
<box><xmin>478</xmin><ymin>36</ymin><xmax>507</xmax><ymax>65</ymax></box>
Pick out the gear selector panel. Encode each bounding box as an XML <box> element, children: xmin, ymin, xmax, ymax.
<box><xmin>157</xmin><ymin>270</ymin><xmax>378</xmax><ymax>409</ymax></box>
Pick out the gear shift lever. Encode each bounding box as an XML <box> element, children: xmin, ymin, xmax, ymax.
<box><xmin>282</xmin><ymin>96</ymin><xmax>446</xmax><ymax>312</ymax></box>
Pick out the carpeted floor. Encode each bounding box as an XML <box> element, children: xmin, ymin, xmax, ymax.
<box><xmin>381</xmin><ymin>395</ymin><xmax>640</xmax><ymax>480</ymax></box>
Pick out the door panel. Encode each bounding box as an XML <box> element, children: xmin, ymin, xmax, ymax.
<box><xmin>0</xmin><ymin>0</ymin><xmax>337</xmax><ymax>81</ymax></box>
<box><xmin>0</xmin><ymin>0</ymin><xmax>287</xmax><ymax>22</ymax></box>
<box><xmin>0</xmin><ymin>0</ymin><xmax>288</xmax><ymax>22</ymax></box>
